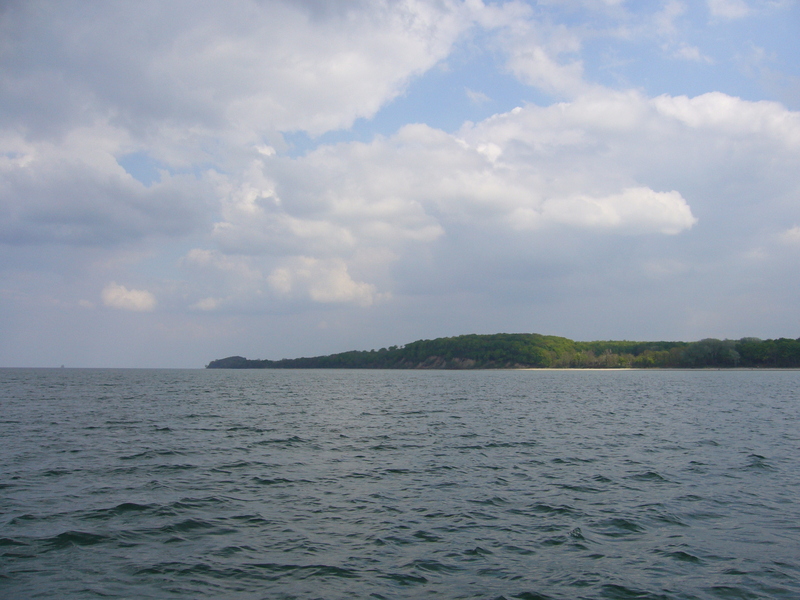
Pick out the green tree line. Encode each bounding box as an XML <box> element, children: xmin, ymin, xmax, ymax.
<box><xmin>206</xmin><ymin>333</ymin><xmax>800</xmax><ymax>369</ymax></box>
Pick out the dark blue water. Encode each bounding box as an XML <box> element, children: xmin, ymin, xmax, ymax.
<box><xmin>1</xmin><ymin>368</ymin><xmax>799</xmax><ymax>599</ymax></box>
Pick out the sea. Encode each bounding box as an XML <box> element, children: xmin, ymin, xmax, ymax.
<box><xmin>1</xmin><ymin>368</ymin><xmax>799</xmax><ymax>600</ymax></box>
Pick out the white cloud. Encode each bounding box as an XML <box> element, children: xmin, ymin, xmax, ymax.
<box><xmin>652</xmin><ymin>92</ymin><xmax>800</xmax><ymax>144</ymax></box>
<box><xmin>466</xmin><ymin>88</ymin><xmax>491</xmax><ymax>105</ymax></box>
<box><xmin>181</xmin><ymin>248</ymin><xmax>261</xmax><ymax>280</ymax></box>
<box><xmin>202</xmin><ymin>88</ymin><xmax>800</xmax><ymax>305</ymax></box>
<box><xmin>175</xmin><ymin>87</ymin><xmax>715</xmax><ymax>312</ymax></box>
<box><xmin>708</xmin><ymin>0</ymin><xmax>751</xmax><ymax>19</ymax></box>
<box><xmin>192</xmin><ymin>297</ymin><xmax>222</xmax><ymax>311</ymax></box>
<box><xmin>179</xmin><ymin>248</ymin><xmax>266</xmax><ymax>311</ymax></box>
<box><xmin>101</xmin><ymin>283</ymin><xmax>156</xmax><ymax>311</ymax></box>
<box><xmin>1</xmin><ymin>0</ymin><xmax>473</xmax><ymax>140</ymax></box>
<box><xmin>673</xmin><ymin>43</ymin><xmax>714</xmax><ymax>64</ymax></box>
<box><xmin>332</xmin><ymin>108</ymin><xmax>678</xmax><ymax>237</ymax></box>
<box><xmin>505</xmin><ymin>43</ymin><xmax>587</xmax><ymax>97</ymax></box>
<box><xmin>0</xmin><ymin>0</ymin><xmax>478</xmax><ymax>249</ymax></box>
<box><xmin>655</xmin><ymin>1</ymin><xmax>687</xmax><ymax>38</ymax></box>
<box><xmin>518</xmin><ymin>188</ymin><xmax>697</xmax><ymax>234</ymax></box>
<box><xmin>779</xmin><ymin>226</ymin><xmax>800</xmax><ymax>245</ymax></box>
<box><xmin>268</xmin><ymin>258</ymin><xmax>379</xmax><ymax>307</ymax></box>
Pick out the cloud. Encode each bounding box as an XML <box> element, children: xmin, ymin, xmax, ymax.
<box><xmin>308</xmin><ymin>98</ymin><xmax>697</xmax><ymax>237</ymax></box>
<box><xmin>268</xmin><ymin>257</ymin><xmax>380</xmax><ymax>307</ymax></box>
<box><xmin>0</xmin><ymin>0</ymin><xmax>478</xmax><ymax>251</ymax></box>
<box><xmin>654</xmin><ymin>1</ymin><xmax>688</xmax><ymax>38</ymax></box>
<box><xmin>737</xmin><ymin>43</ymin><xmax>800</xmax><ymax>111</ymax></box>
<box><xmin>652</xmin><ymin>92</ymin><xmax>800</xmax><ymax>143</ymax></box>
<box><xmin>466</xmin><ymin>88</ymin><xmax>491</xmax><ymax>105</ymax></box>
<box><xmin>0</xmin><ymin>123</ymin><xmax>211</xmax><ymax>246</ymax></box>
<box><xmin>1</xmin><ymin>0</ymin><xmax>473</xmax><ymax>141</ymax></box>
<box><xmin>181</xmin><ymin>248</ymin><xmax>261</xmax><ymax>280</ymax></box>
<box><xmin>178</xmin><ymin>248</ymin><xmax>266</xmax><ymax>311</ymax></box>
<box><xmin>673</xmin><ymin>43</ymin><xmax>714</xmax><ymax>64</ymax></box>
<box><xmin>2</xmin><ymin>0</ymin><xmax>800</xmax><ymax>367</ymax></box>
<box><xmin>518</xmin><ymin>188</ymin><xmax>697</xmax><ymax>234</ymax></box>
<box><xmin>192</xmin><ymin>297</ymin><xmax>222</xmax><ymax>311</ymax></box>
<box><xmin>200</xmin><ymin>86</ymin><xmax>800</xmax><ymax>309</ymax></box>
<box><xmin>779</xmin><ymin>226</ymin><xmax>800</xmax><ymax>245</ymax></box>
<box><xmin>502</xmin><ymin>30</ymin><xmax>588</xmax><ymax>98</ymax></box>
<box><xmin>101</xmin><ymin>282</ymin><xmax>156</xmax><ymax>311</ymax></box>
<box><xmin>707</xmin><ymin>0</ymin><xmax>751</xmax><ymax>19</ymax></box>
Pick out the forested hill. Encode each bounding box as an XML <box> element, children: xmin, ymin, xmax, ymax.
<box><xmin>206</xmin><ymin>333</ymin><xmax>800</xmax><ymax>369</ymax></box>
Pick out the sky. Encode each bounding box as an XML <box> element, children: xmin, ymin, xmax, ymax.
<box><xmin>1</xmin><ymin>0</ymin><xmax>799</xmax><ymax>368</ymax></box>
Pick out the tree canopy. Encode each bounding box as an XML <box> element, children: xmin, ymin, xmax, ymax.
<box><xmin>206</xmin><ymin>333</ymin><xmax>800</xmax><ymax>369</ymax></box>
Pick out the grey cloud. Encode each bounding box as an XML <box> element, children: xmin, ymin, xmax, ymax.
<box><xmin>0</xmin><ymin>165</ymin><xmax>210</xmax><ymax>246</ymax></box>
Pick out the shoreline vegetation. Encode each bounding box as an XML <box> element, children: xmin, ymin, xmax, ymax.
<box><xmin>206</xmin><ymin>333</ymin><xmax>800</xmax><ymax>370</ymax></box>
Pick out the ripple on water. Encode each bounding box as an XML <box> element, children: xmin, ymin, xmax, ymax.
<box><xmin>42</xmin><ymin>531</ymin><xmax>110</xmax><ymax>550</ymax></box>
<box><xmin>598</xmin><ymin>583</ymin><xmax>670</xmax><ymax>599</ymax></box>
<box><xmin>626</xmin><ymin>471</ymin><xmax>669</xmax><ymax>483</ymax></box>
<box><xmin>1</xmin><ymin>368</ymin><xmax>799</xmax><ymax>599</ymax></box>
<box><xmin>665</xmin><ymin>550</ymin><xmax>702</xmax><ymax>563</ymax></box>
<box><xmin>594</xmin><ymin>518</ymin><xmax>645</xmax><ymax>537</ymax></box>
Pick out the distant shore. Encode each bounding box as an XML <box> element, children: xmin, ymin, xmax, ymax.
<box><xmin>207</xmin><ymin>333</ymin><xmax>800</xmax><ymax>370</ymax></box>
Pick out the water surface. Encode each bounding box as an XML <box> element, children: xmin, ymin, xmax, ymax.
<box><xmin>1</xmin><ymin>368</ymin><xmax>799</xmax><ymax>599</ymax></box>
